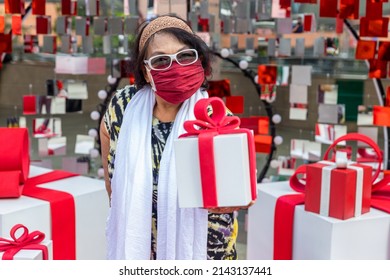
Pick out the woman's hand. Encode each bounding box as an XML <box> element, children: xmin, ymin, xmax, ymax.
<box><xmin>207</xmin><ymin>200</ymin><xmax>256</xmax><ymax>214</ymax></box>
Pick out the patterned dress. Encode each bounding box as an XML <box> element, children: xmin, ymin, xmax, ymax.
<box><xmin>103</xmin><ymin>85</ymin><xmax>238</xmax><ymax>260</ymax></box>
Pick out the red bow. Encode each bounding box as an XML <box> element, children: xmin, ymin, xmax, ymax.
<box><xmin>181</xmin><ymin>97</ymin><xmax>241</xmax><ymax>136</ymax></box>
<box><xmin>0</xmin><ymin>224</ymin><xmax>48</xmax><ymax>260</ymax></box>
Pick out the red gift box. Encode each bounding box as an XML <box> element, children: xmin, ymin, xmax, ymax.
<box><xmin>336</xmin><ymin>16</ymin><xmax>344</xmax><ymax>34</ymax></box>
<box><xmin>369</xmin><ymin>59</ymin><xmax>388</xmax><ymax>79</ymax></box>
<box><xmin>258</xmin><ymin>65</ymin><xmax>277</xmax><ymax>85</ymax></box>
<box><xmin>258</xmin><ymin>117</ymin><xmax>269</xmax><ymax>135</ymax></box>
<box><xmin>339</xmin><ymin>0</ymin><xmax>359</xmax><ymax>19</ymax></box>
<box><xmin>61</xmin><ymin>0</ymin><xmax>71</xmax><ymax>15</ymax></box>
<box><xmin>0</xmin><ymin>16</ymin><xmax>4</xmax><ymax>33</ymax></box>
<box><xmin>36</xmin><ymin>16</ymin><xmax>51</xmax><ymax>34</ymax></box>
<box><xmin>239</xmin><ymin>117</ymin><xmax>260</xmax><ymax>133</ymax></box>
<box><xmin>61</xmin><ymin>0</ymin><xmax>77</xmax><ymax>15</ymax></box>
<box><xmin>23</xmin><ymin>95</ymin><xmax>36</xmax><ymax>115</ymax></box>
<box><xmin>12</xmin><ymin>15</ymin><xmax>22</xmax><ymax>35</ymax></box>
<box><xmin>319</xmin><ymin>0</ymin><xmax>338</xmax><ymax>18</ymax></box>
<box><xmin>254</xmin><ymin>135</ymin><xmax>272</xmax><ymax>154</ymax></box>
<box><xmin>24</xmin><ymin>35</ymin><xmax>39</xmax><ymax>53</ymax></box>
<box><xmin>32</xmin><ymin>0</ymin><xmax>46</xmax><ymax>15</ymax></box>
<box><xmin>373</xmin><ymin>105</ymin><xmax>390</xmax><ymax>126</ymax></box>
<box><xmin>366</xmin><ymin>2</ymin><xmax>383</xmax><ymax>20</ymax></box>
<box><xmin>305</xmin><ymin>160</ymin><xmax>372</xmax><ymax>220</ymax></box>
<box><xmin>5</xmin><ymin>0</ymin><xmax>25</xmax><ymax>15</ymax></box>
<box><xmin>378</xmin><ymin>42</ymin><xmax>390</xmax><ymax>61</ymax></box>
<box><xmin>225</xmin><ymin>95</ymin><xmax>244</xmax><ymax>114</ymax></box>
<box><xmin>360</xmin><ymin>17</ymin><xmax>389</xmax><ymax>38</ymax></box>
<box><xmin>355</xmin><ymin>40</ymin><xmax>377</xmax><ymax>60</ymax></box>
<box><xmin>303</xmin><ymin>14</ymin><xmax>313</xmax><ymax>32</ymax></box>
<box><xmin>0</xmin><ymin>33</ymin><xmax>12</xmax><ymax>53</ymax></box>
<box><xmin>207</xmin><ymin>79</ymin><xmax>231</xmax><ymax>98</ymax></box>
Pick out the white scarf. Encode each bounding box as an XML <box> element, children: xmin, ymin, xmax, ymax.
<box><xmin>106</xmin><ymin>85</ymin><xmax>209</xmax><ymax>260</ymax></box>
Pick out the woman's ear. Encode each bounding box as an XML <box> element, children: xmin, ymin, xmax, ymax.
<box><xmin>142</xmin><ymin>66</ymin><xmax>150</xmax><ymax>83</ymax></box>
<box><xmin>143</xmin><ymin>66</ymin><xmax>156</xmax><ymax>91</ymax></box>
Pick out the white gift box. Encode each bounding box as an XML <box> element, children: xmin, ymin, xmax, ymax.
<box><xmin>247</xmin><ymin>181</ymin><xmax>390</xmax><ymax>260</ymax></box>
<box><xmin>0</xmin><ymin>166</ymin><xmax>109</xmax><ymax>260</ymax></box>
<box><xmin>174</xmin><ymin>133</ymin><xmax>254</xmax><ymax>208</ymax></box>
<box><xmin>0</xmin><ymin>240</ymin><xmax>53</xmax><ymax>260</ymax></box>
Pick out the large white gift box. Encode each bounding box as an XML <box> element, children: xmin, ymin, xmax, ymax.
<box><xmin>0</xmin><ymin>240</ymin><xmax>53</xmax><ymax>260</ymax></box>
<box><xmin>247</xmin><ymin>181</ymin><xmax>390</xmax><ymax>260</ymax></box>
<box><xmin>174</xmin><ymin>133</ymin><xmax>255</xmax><ymax>208</ymax></box>
<box><xmin>0</xmin><ymin>166</ymin><xmax>109</xmax><ymax>260</ymax></box>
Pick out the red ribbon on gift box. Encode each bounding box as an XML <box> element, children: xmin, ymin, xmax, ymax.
<box><xmin>273</xmin><ymin>133</ymin><xmax>390</xmax><ymax>260</ymax></box>
<box><xmin>23</xmin><ymin>170</ymin><xmax>78</xmax><ymax>260</ymax></box>
<box><xmin>0</xmin><ymin>128</ymin><xmax>30</xmax><ymax>198</ymax></box>
<box><xmin>0</xmin><ymin>224</ymin><xmax>48</xmax><ymax>260</ymax></box>
<box><xmin>180</xmin><ymin>97</ymin><xmax>257</xmax><ymax>208</ymax></box>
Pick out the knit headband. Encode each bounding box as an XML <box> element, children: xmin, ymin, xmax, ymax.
<box><xmin>139</xmin><ymin>16</ymin><xmax>193</xmax><ymax>50</ymax></box>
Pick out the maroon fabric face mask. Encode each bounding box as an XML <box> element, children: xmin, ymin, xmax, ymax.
<box><xmin>149</xmin><ymin>60</ymin><xmax>205</xmax><ymax>104</ymax></box>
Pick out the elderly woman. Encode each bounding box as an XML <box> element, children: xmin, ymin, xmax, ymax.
<box><xmin>100</xmin><ymin>15</ymin><xmax>248</xmax><ymax>260</ymax></box>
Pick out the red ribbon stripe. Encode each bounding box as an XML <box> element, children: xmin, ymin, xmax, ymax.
<box><xmin>23</xmin><ymin>170</ymin><xmax>78</xmax><ymax>260</ymax></box>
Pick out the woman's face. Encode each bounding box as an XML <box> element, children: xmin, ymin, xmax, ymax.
<box><xmin>143</xmin><ymin>32</ymin><xmax>189</xmax><ymax>83</ymax></box>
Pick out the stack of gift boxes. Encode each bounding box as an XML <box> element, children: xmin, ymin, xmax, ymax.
<box><xmin>0</xmin><ymin>128</ymin><xmax>109</xmax><ymax>260</ymax></box>
<box><xmin>247</xmin><ymin>133</ymin><xmax>390</xmax><ymax>260</ymax></box>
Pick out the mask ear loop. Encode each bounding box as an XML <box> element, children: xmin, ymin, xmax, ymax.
<box><xmin>145</xmin><ymin>66</ymin><xmax>157</xmax><ymax>92</ymax></box>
